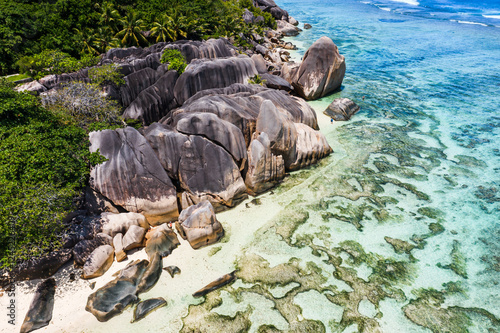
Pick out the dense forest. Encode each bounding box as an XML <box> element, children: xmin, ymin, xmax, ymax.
<box><xmin>0</xmin><ymin>0</ymin><xmax>275</xmax><ymax>75</ymax></box>
<box><xmin>0</xmin><ymin>0</ymin><xmax>276</xmax><ymax>269</ymax></box>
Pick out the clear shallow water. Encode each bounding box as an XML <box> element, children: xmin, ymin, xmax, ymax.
<box><xmin>9</xmin><ymin>1</ymin><xmax>499</xmax><ymax>332</ymax></box>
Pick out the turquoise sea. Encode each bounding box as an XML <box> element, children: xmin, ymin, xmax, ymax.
<box><xmin>11</xmin><ymin>1</ymin><xmax>499</xmax><ymax>332</ymax></box>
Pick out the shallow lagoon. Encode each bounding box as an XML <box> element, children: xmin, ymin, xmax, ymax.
<box><xmin>7</xmin><ymin>0</ymin><xmax>500</xmax><ymax>332</ymax></box>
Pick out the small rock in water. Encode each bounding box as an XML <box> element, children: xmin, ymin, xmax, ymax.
<box><xmin>164</xmin><ymin>265</ymin><xmax>181</xmax><ymax>278</ymax></box>
<box><xmin>131</xmin><ymin>297</ymin><xmax>167</xmax><ymax>323</ymax></box>
<box><xmin>304</xmin><ymin>23</ymin><xmax>312</xmax><ymax>29</ymax></box>
<box><xmin>20</xmin><ymin>278</ymin><xmax>56</xmax><ymax>333</ymax></box>
<box><xmin>192</xmin><ymin>270</ymin><xmax>237</xmax><ymax>298</ymax></box>
<box><xmin>324</xmin><ymin>98</ymin><xmax>360</xmax><ymax>121</ymax></box>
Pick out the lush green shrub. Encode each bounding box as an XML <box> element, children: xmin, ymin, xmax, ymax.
<box><xmin>41</xmin><ymin>81</ymin><xmax>122</xmax><ymax>128</ymax></box>
<box><xmin>16</xmin><ymin>50</ymin><xmax>98</xmax><ymax>80</ymax></box>
<box><xmin>0</xmin><ymin>80</ymin><xmax>92</xmax><ymax>268</ymax></box>
<box><xmin>160</xmin><ymin>49</ymin><xmax>187</xmax><ymax>74</ymax></box>
<box><xmin>88</xmin><ymin>63</ymin><xmax>125</xmax><ymax>86</ymax></box>
<box><xmin>248</xmin><ymin>74</ymin><xmax>266</xmax><ymax>85</ymax></box>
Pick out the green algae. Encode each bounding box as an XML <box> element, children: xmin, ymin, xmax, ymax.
<box><xmin>455</xmin><ymin>155</ymin><xmax>487</xmax><ymax>168</ymax></box>
<box><xmin>208</xmin><ymin>246</ymin><xmax>222</xmax><ymax>257</ymax></box>
<box><xmin>450</xmin><ymin>240</ymin><xmax>468</xmax><ymax>279</ymax></box>
<box><xmin>417</xmin><ymin>207</ymin><xmax>444</xmax><ymax>220</ymax></box>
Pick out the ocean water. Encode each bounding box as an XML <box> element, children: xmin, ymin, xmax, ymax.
<box><xmin>8</xmin><ymin>1</ymin><xmax>499</xmax><ymax>332</ymax></box>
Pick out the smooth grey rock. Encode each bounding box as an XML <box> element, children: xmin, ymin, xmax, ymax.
<box><xmin>289</xmin><ymin>16</ymin><xmax>299</xmax><ymax>26</ymax></box>
<box><xmin>73</xmin><ymin>234</ymin><xmax>112</xmax><ymax>266</ymax></box>
<box><xmin>176</xmin><ymin>201</ymin><xmax>224</xmax><ymax>249</ymax></box>
<box><xmin>20</xmin><ymin>278</ymin><xmax>56</xmax><ymax>333</ymax></box>
<box><xmin>122</xmin><ymin>70</ymin><xmax>179</xmax><ymax>125</ymax></box>
<box><xmin>178</xmin><ymin>136</ymin><xmax>248</xmax><ymax>210</ymax></box>
<box><xmin>256</xmin><ymin>100</ymin><xmax>297</xmax><ymax>168</ymax></box>
<box><xmin>101</xmin><ymin>212</ymin><xmax>149</xmax><ymax>237</ymax></box>
<box><xmin>163</xmin><ymin>38</ymin><xmax>233</xmax><ymax>64</ymax></box>
<box><xmin>261</xmin><ymin>73</ymin><xmax>293</xmax><ymax>92</ymax></box>
<box><xmin>277</xmin><ymin>20</ymin><xmax>301</xmax><ymax>36</ymax></box>
<box><xmin>251</xmin><ymin>54</ymin><xmax>268</xmax><ymax>74</ymax></box>
<box><xmin>289</xmin><ymin>123</ymin><xmax>333</xmax><ymax>170</ymax></box>
<box><xmin>245</xmin><ymin>132</ymin><xmax>285</xmax><ymax>195</ymax></box>
<box><xmin>89</xmin><ymin>127</ymin><xmax>179</xmax><ymax>225</ymax></box>
<box><xmin>192</xmin><ymin>270</ymin><xmax>237</xmax><ymax>298</ymax></box>
<box><xmin>143</xmin><ymin>123</ymin><xmax>189</xmax><ymax>180</ymax></box>
<box><xmin>173</xmin><ymin>56</ymin><xmax>258</xmax><ymax>105</ymax></box>
<box><xmin>323</xmin><ymin>98</ymin><xmax>360</xmax><ymax>121</ymax></box>
<box><xmin>176</xmin><ymin>112</ymin><xmax>247</xmax><ymax>164</ymax></box>
<box><xmin>291</xmin><ymin>36</ymin><xmax>346</xmax><ymax>100</ymax></box>
<box><xmin>164</xmin><ymin>265</ymin><xmax>181</xmax><ymax>278</ymax></box>
<box><xmin>122</xmin><ymin>225</ymin><xmax>147</xmax><ymax>251</ymax></box>
<box><xmin>11</xmin><ymin>249</ymin><xmax>72</xmax><ymax>281</ymax></box>
<box><xmin>15</xmin><ymin>80</ymin><xmax>47</xmax><ymax>95</ymax></box>
<box><xmin>136</xmin><ymin>253</ymin><xmax>162</xmax><ymax>293</ymax></box>
<box><xmin>113</xmin><ymin>233</ymin><xmax>127</xmax><ymax>262</ymax></box>
<box><xmin>82</xmin><ymin>245</ymin><xmax>114</xmax><ymax>279</ymax></box>
<box><xmin>120</xmin><ymin>67</ymin><xmax>158</xmax><ymax>107</ymax></box>
<box><xmin>85</xmin><ymin>260</ymin><xmax>148</xmax><ymax>322</ymax></box>
<box><xmin>132</xmin><ymin>297</ymin><xmax>167</xmax><ymax>323</ymax></box>
<box><xmin>145</xmin><ymin>223</ymin><xmax>180</xmax><ymax>259</ymax></box>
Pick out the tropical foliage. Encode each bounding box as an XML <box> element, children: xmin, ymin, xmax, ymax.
<box><xmin>160</xmin><ymin>49</ymin><xmax>187</xmax><ymax>74</ymax></box>
<box><xmin>0</xmin><ymin>0</ymin><xmax>276</xmax><ymax>76</ymax></box>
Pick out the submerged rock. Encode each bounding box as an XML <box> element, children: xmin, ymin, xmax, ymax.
<box><xmin>132</xmin><ymin>297</ymin><xmax>167</xmax><ymax>323</ymax></box>
<box><xmin>20</xmin><ymin>278</ymin><xmax>56</xmax><ymax>333</ymax></box>
<box><xmin>89</xmin><ymin>127</ymin><xmax>179</xmax><ymax>225</ymax></box>
<box><xmin>176</xmin><ymin>201</ymin><xmax>225</xmax><ymax>249</ymax></box>
<box><xmin>82</xmin><ymin>245</ymin><xmax>114</xmax><ymax>279</ymax></box>
<box><xmin>192</xmin><ymin>270</ymin><xmax>237</xmax><ymax>298</ymax></box>
<box><xmin>290</xmin><ymin>36</ymin><xmax>345</xmax><ymax>100</ymax></box>
<box><xmin>324</xmin><ymin>98</ymin><xmax>360</xmax><ymax>121</ymax></box>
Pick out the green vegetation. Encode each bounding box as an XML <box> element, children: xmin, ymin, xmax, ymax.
<box><xmin>160</xmin><ymin>49</ymin><xmax>187</xmax><ymax>74</ymax></box>
<box><xmin>88</xmin><ymin>63</ymin><xmax>125</xmax><ymax>86</ymax></box>
<box><xmin>0</xmin><ymin>80</ymin><xmax>101</xmax><ymax>268</ymax></box>
<box><xmin>248</xmin><ymin>74</ymin><xmax>267</xmax><ymax>85</ymax></box>
<box><xmin>0</xmin><ymin>0</ymin><xmax>276</xmax><ymax>76</ymax></box>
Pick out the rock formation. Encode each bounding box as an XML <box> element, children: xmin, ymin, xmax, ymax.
<box><xmin>286</xmin><ymin>36</ymin><xmax>345</xmax><ymax>100</ymax></box>
<box><xmin>289</xmin><ymin>123</ymin><xmax>333</xmax><ymax>170</ymax></box>
<box><xmin>82</xmin><ymin>245</ymin><xmax>114</xmax><ymax>279</ymax></box>
<box><xmin>89</xmin><ymin>127</ymin><xmax>179</xmax><ymax>224</ymax></box>
<box><xmin>20</xmin><ymin>278</ymin><xmax>56</xmax><ymax>333</ymax></box>
<box><xmin>113</xmin><ymin>233</ymin><xmax>127</xmax><ymax>262</ymax></box>
<box><xmin>245</xmin><ymin>132</ymin><xmax>285</xmax><ymax>194</ymax></box>
<box><xmin>122</xmin><ymin>225</ymin><xmax>147</xmax><ymax>251</ymax></box>
<box><xmin>323</xmin><ymin>98</ymin><xmax>360</xmax><ymax>121</ymax></box>
<box><xmin>145</xmin><ymin>224</ymin><xmax>180</xmax><ymax>259</ymax></box>
<box><xmin>176</xmin><ymin>201</ymin><xmax>225</xmax><ymax>249</ymax></box>
<box><xmin>10</xmin><ymin>249</ymin><xmax>72</xmax><ymax>281</ymax></box>
<box><xmin>132</xmin><ymin>297</ymin><xmax>167</xmax><ymax>323</ymax></box>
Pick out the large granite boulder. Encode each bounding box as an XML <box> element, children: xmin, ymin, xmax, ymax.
<box><xmin>178</xmin><ymin>135</ymin><xmax>248</xmax><ymax>210</ymax></box>
<box><xmin>163</xmin><ymin>38</ymin><xmax>234</xmax><ymax>63</ymax></box>
<box><xmin>277</xmin><ymin>20</ymin><xmax>302</xmax><ymax>36</ymax></box>
<box><xmin>261</xmin><ymin>73</ymin><xmax>293</xmax><ymax>92</ymax></box>
<box><xmin>73</xmin><ymin>234</ymin><xmax>112</xmax><ymax>266</ymax></box>
<box><xmin>15</xmin><ymin>80</ymin><xmax>47</xmax><ymax>95</ymax></box>
<box><xmin>173</xmin><ymin>56</ymin><xmax>258</xmax><ymax>105</ymax></box>
<box><xmin>86</xmin><ymin>259</ymin><xmax>148</xmax><ymax>322</ymax></box>
<box><xmin>122</xmin><ymin>70</ymin><xmax>179</xmax><ymax>125</ymax></box>
<box><xmin>101</xmin><ymin>212</ymin><xmax>149</xmax><ymax>237</ymax></box>
<box><xmin>289</xmin><ymin>123</ymin><xmax>333</xmax><ymax>170</ymax></box>
<box><xmin>82</xmin><ymin>245</ymin><xmax>114</xmax><ymax>279</ymax></box>
<box><xmin>122</xmin><ymin>225</ymin><xmax>147</xmax><ymax>251</ymax></box>
<box><xmin>145</xmin><ymin>223</ymin><xmax>180</xmax><ymax>259</ymax></box>
<box><xmin>176</xmin><ymin>112</ymin><xmax>247</xmax><ymax>164</ymax></box>
<box><xmin>256</xmin><ymin>100</ymin><xmax>297</xmax><ymax>168</ymax></box>
<box><xmin>245</xmin><ymin>132</ymin><xmax>285</xmax><ymax>195</ymax></box>
<box><xmin>136</xmin><ymin>253</ymin><xmax>162</xmax><ymax>293</ymax></box>
<box><xmin>251</xmin><ymin>54</ymin><xmax>268</xmax><ymax>74</ymax></box>
<box><xmin>20</xmin><ymin>278</ymin><xmax>56</xmax><ymax>333</ymax></box>
<box><xmin>290</xmin><ymin>36</ymin><xmax>345</xmax><ymax>100</ymax></box>
<box><xmin>120</xmin><ymin>67</ymin><xmax>158</xmax><ymax>107</ymax></box>
<box><xmin>89</xmin><ymin>127</ymin><xmax>179</xmax><ymax>225</ymax></box>
<box><xmin>10</xmin><ymin>249</ymin><xmax>72</xmax><ymax>281</ymax></box>
<box><xmin>143</xmin><ymin>123</ymin><xmax>189</xmax><ymax>179</ymax></box>
<box><xmin>176</xmin><ymin>201</ymin><xmax>224</xmax><ymax>249</ymax></box>
<box><xmin>323</xmin><ymin>98</ymin><xmax>360</xmax><ymax>121</ymax></box>
<box><xmin>254</xmin><ymin>0</ymin><xmax>289</xmax><ymax>20</ymax></box>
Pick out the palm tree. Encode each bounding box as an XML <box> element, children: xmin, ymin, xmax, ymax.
<box><xmin>115</xmin><ymin>11</ymin><xmax>148</xmax><ymax>47</ymax></box>
<box><xmin>150</xmin><ymin>15</ymin><xmax>175</xmax><ymax>43</ymax></box>
<box><xmin>93</xmin><ymin>27</ymin><xmax>120</xmax><ymax>53</ymax></box>
<box><xmin>99</xmin><ymin>2</ymin><xmax>120</xmax><ymax>32</ymax></box>
<box><xmin>74</xmin><ymin>28</ymin><xmax>99</xmax><ymax>55</ymax></box>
